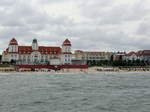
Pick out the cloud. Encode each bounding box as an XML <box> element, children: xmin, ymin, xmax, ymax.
<box><xmin>0</xmin><ymin>0</ymin><xmax>150</xmax><ymax>54</ymax></box>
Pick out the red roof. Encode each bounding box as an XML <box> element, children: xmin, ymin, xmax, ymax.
<box><xmin>126</xmin><ymin>52</ymin><xmax>137</xmax><ymax>56</ymax></box>
<box><xmin>9</xmin><ymin>38</ymin><xmax>18</xmax><ymax>45</ymax></box>
<box><xmin>17</xmin><ymin>46</ymin><xmax>61</xmax><ymax>54</ymax></box>
<box><xmin>63</xmin><ymin>39</ymin><xmax>71</xmax><ymax>46</ymax></box>
<box><xmin>4</xmin><ymin>46</ymin><xmax>62</xmax><ymax>55</ymax></box>
<box><xmin>2</xmin><ymin>46</ymin><xmax>61</xmax><ymax>55</ymax></box>
<box><xmin>136</xmin><ymin>51</ymin><xmax>143</xmax><ymax>56</ymax></box>
<box><xmin>125</xmin><ymin>50</ymin><xmax>150</xmax><ymax>56</ymax></box>
<box><xmin>142</xmin><ymin>50</ymin><xmax>150</xmax><ymax>55</ymax></box>
<box><xmin>18</xmin><ymin>46</ymin><xmax>32</xmax><ymax>54</ymax></box>
<box><xmin>3</xmin><ymin>48</ymin><xmax>9</xmax><ymax>55</ymax></box>
<box><xmin>39</xmin><ymin>46</ymin><xmax>61</xmax><ymax>55</ymax></box>
<box><xmin>3</xmin><ymin>51</ymin><xmax>8</xmax><ymax>55</ymax></box>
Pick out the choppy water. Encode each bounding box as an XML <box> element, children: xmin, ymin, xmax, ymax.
<box><xmin>0</xmin><ymin>72</ymin><xmax>150</xmax><ymax>112</ymax></box>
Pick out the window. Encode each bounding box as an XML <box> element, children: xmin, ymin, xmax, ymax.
<box><xmin>27</xmin><ymin>58</ymin><xmax>30</xmax><ymax>62</ymax></box>
<box><xmin>45</xmin><ymin>56</ymin><xmax>48</xmax><ymax>61</ymax></box>
<box><xmin>35</xmin><ymin>55</ymin><xmax>38</xmax><ymax>57</ymax></box>
<box><xmin>23</xmin><ymin>56</ymin><xmax>26</xmax><ymax>61</ymax></box>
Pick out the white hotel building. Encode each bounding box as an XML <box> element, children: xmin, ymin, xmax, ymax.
<box><xmin>2</xmin><ymin>38</ymin><xmax>72</xmax><ymax>65</ymax></box>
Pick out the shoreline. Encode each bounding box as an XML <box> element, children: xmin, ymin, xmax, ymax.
<box><xmin>0</xmin><ymin>70</ymin><xmax>150</xmax><ymax>74</ymax></box>
<box><xmin>1</xmin><ymin>66</ymin><xmax>150</xmax><ymax>73</ymax></box>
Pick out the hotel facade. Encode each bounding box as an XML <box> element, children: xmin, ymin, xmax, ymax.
<box><xmin>2</xmin><ymin>38</ymin><xmax>150</xmax><ymax>66</ymax></box>
<box><xmin>2</xmin><ymin>38</ymin><xmax>72</xmax><ymax>65</ymax></box>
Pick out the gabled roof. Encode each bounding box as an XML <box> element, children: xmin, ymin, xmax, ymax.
<box><xmin>125</xmin><ymin>50</ymin><xmax>150</xmax><ymax>56</ymax></box>
<box><xmin>63</xmin><ymin>39</ymin><xmax>71</xmax><ymax>46</ymax></box>
<box><xmin>3</xmin><ymin>48</ymin><xmax>9</xmax><ymax>55</ymax></box>
<box><xmin>136</xmin><ymin>51</ymin><xmax>143</xmax><ymax>56</ymax></box>
<box><xmin>126</xmin><ymin>52</ymin><xmax>137</xmax><ymax>56</ymax></box>
<box><xmin>9</xmin><ymin>38</ymin><xmax>18</xmax><ymax>45</ymax></box>
<box><xmin>135</xmin><ymin>50</ymin><xmax>150</xmax><ymax>56</ymax></box>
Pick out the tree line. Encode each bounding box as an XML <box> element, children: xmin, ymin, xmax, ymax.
<box><xmin>87</xmin><ymin>60</ymin><xmax>150</xmax><ymax>66</ymax></box>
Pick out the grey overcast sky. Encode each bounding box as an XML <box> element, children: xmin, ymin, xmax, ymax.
<box><xmin>0</xmin><ymin>0</ymin><xmax>150</xmax><ymax>53</ymax></box>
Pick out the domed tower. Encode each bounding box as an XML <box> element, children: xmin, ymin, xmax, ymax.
<box><xmin>8</xmin><ymin>38</ymin><xmax>18</xmax><ymax>53</ymax></box>
<box><xmin>61</xmin><ymin>39</ymin><xmax>72</xmax><ymax>65</ymax></box>
<box><xmin>32</xmin><ymin>39</ymin><xmax>38</xmax><ymax>51</ymax></box>
<box><xmin>8</xmin><ymin>38</ymin><xmax>19</xmax><ymax>62</ymax></box>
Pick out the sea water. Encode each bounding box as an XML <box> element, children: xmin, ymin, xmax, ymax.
<box><xmin>0</xmin><ymin>72</ymin><xmax>150</xmax><ymax>112</ymax></box>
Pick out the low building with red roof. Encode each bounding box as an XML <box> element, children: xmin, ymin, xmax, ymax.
<box><xmin>138</xmin><ymin>50</ymin><xmax>150</xmax><ymax>61</ymax></box>
<box><xmin>123</xmin><ymin>50</ymin><xmax>150</xmax><ymax>62</ymax></box>
<box><xmin>123</xmin><ymin>51</ymin><xmax>138</xmax><ymax>61</ymax></box>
